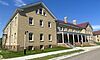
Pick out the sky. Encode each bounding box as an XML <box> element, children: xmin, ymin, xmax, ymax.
<box><xmin>0</xmin><ymin>0</ymin><xmax>100</xmax><ymax>37</ymax></box>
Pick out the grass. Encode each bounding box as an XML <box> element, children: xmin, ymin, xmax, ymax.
<box><xmin>31</xmin><ymin>49</ymin><xmax>84</xmax><ymax>60</ymax></box>
<box><xmin>95</xmin><ymin>42</ymin><xmax>100</xmax><ymax>45</ymax></box>
<box><xmin>0</xmin><ymin>46</ymin><xmax>71</xmax><ymax>59</ymax></box>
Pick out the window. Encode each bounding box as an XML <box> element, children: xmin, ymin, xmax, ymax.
<box><xmin>40</xmin><ymin>45</ymin><xmax>44</xmax><ymax>50</ymax></box>
<box><xmin>43</xmin><ymin>11</ymin><xmax>46</xmax><ymax>16</ymax></box>
<box><xmin>40</xmin><ymin>34</ymin><xmax>44</xmax><ymax>41</ymax></box>
<box><xmin>60</xmin><ymin>27</ymin><xmax>63</xmax><ymax>31</ymax></box>
<box><xmin>29</xmin><ymin>33</ymin><xmax>34</xmax><ymax>41</ymax></box>
<box><xmin>28</xmin><ymin>46</ymin><xmax>34</xmax><ymax>50</ymax></box>
<box><xmin>64</xmin><ymin>28</ymin><xmax>67</xmax><ymax>31</ymax></box>
<box><xmin>48</xmin><ymin>22</ymin><xmax>51</xmax><ymax>28</ymax></box>
<box><xmin>29</xmin><ymin>17</ymin><xmax>34</xmax><ymax>25</ymax></box>
<box><xmin>14</xmin><ymin>33</ymin><xmax>16</xmax><ymax>39</ymax></box>
<box><xmin>98</xmin><ymin>39</ymin><xmax>99</xmax><ymax>42</ymax></box>
<box><xmin>49</xmin><ymin>34</ymin><xmax>52</xmax><ymax>41</ymax></box>
<box><xmin>49</xmin><ymin>45</ymin><xmax>52</xmax><ymax>48</ymax></box>
<box><xmin>40</xmin><ymin>20</ymin><xmax>43</xmax><ymax>27</ymax></box>
<box><xmin>39</xmin><ymin>8</ymin><xmax>42</xmax><ymax>14</ymax></box>
<box><xmin>36</xmin><ymin>9</ymin><xmax>38</xmax><ymax>14</ymax></box>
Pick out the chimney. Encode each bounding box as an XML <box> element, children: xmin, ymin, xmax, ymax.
<box><xmin>64</xmin><ymin>16</ymin><xmax>67</xmax><ymax>23</ymax></box>
<box><xmin>73</xmin><ymin>20</ymin><xmax>77</xmax><ymax>25</ymax></box>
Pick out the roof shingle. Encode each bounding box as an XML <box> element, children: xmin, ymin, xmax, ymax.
<box><xmin>77</xmin><ymin>22</ymin><xmax>89</xmax><ymax>28</ymax></box>
<box><xmin>93</xmin><ymin>30</ymin><xmax>100</xmax><ymax>35</ymax></box>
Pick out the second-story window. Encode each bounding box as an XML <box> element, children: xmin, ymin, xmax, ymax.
<box><xmin>48</xmin><ymin>22</ymin><xmax>51</xmax><ymax>28</ymax></box>
<box><xmin>40</xmin><ymin>20</ymin><xmax>43</xmax><ymax>27</ymax></box>
<box><xmin>48</xmin><ymin>34</ymin><xmax>52</xmax><ymax>41</ymax></box>
<box><xmin>40</xmin><ymin>34</ymin><xmax>44</xmax><ymax>41</ymax></box>
<box><xmin>29</xmin><ymin>17</ymin><xmax>34</xmax><ymax>25</ymax></box>
<box><xmin>60</xmin><ymin>27</ymin><xmax>63</xmax><ymax>31</ymax></box>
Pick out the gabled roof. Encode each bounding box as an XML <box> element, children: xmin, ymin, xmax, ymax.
<box><xmin>19</xmin><ymin>2</ymin><xmax>57</xmax><ymax>19</ymax></box>
<box><xmin>57</xmin><ymin>20</ymin><xmax>83</xmax><ymax>29</ymax></box>
<box><xmin>77</xmin><ymin>22</ymin><xmax>89</xmax><ymax>28</ymax></box>
<box><xmin>3</xmin><ymin>2</ymin><xmax>57</xmax><ymax>31</ymax></box>
<box><xmin>93</xmin><ymin>30</ymin><xmax>100</xmax><ymax>35</ymax></box>
<box><xmin>77</xmin><ymin>22</ymin><xmax>93</xmax><ymax>30</ymax></box>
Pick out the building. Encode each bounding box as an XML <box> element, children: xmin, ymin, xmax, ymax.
<box><xmin>2</xmin><ymin>2</ymin><xmax>57</xmax><ymax>51</ymax></box>
<box><xmin>2</xmin><ymin>2</ymin><xmax>94</xmax><ymax>51</ymax></box>
<box><xmin>93</xmin><ymin>30</ymin><xmax>100</xmax><ymax>42</ymax></box>
<box><xmin>57</xmin><ymin>17</ymin><xmax>93</xmax><ymax>47</ymax></box>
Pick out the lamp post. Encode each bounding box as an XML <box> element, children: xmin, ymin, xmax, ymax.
<box><xmin>24</xmin><ymin>31</ymin><xmax>28</xmax><ymax>55</ymax></box>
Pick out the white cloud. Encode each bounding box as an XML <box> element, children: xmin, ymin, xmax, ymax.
<box><xmin>92</xmin><ymin>25</ymin><xmax>100</xmax><ymax>31</ymax></box>
<box><xmin>0</xmin><ymin>0</ymin><xmax>9</xmax><ymax>6</ymax></box>
<box><xmin>14</xmin><ymin>0</ymin><xmax>26</xmax><ymax>7</ymax></box>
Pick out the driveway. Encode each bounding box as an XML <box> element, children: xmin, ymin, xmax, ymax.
<box><xmin>63</xmin><ymin>48</ymin><xmax>100</xmax><ymax>60</ymax></box>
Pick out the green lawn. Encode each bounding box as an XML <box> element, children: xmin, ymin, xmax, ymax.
<box><xmin>0</xmin><ymin>46</ymin><xmax>71</xmax><ymax>59</ymax></box>
<box><xmin>95</xmin><ymin>42</ymin><xmax>100</xmax><ymax>45</ymax></box>
<box><xmin>31</xmin><ymin>49</ymin><xmax>84</xmax><ymax>60</ymax></box>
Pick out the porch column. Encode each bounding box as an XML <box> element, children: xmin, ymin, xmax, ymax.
<box><xmin>67</xmin><ymin>33</ymin><xmax>69</xmax><ymax>43</ymax></box>
<box><xmin>81</xmin><ymin>35</ymin><xmax>83</xmax><ymax>45</ymax></box>
<box><xmin>73</xmin><ymin>34</ymin><xmax>75</xmax><ymax>45</ymax></box>
<box><xmin>77</xmin><ymin>34</ymin><xmax>79</xmax><ymax>43</ymax></box>
<box><xmin>62</xmin><ymin>32</ymin><xmax>64</xmax><ymax>43</ymax></box>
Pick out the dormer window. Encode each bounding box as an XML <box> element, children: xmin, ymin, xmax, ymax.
<box><xmin>36</xmin><ymin>8</ymin><xmax>47</xmax><ymax>16</ymax></box>
<box><xmin>39</xmin><ymin>8</ymin><xmax>42</xmax><ymax>14</ymax></box>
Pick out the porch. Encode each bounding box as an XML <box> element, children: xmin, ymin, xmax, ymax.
<box><xmin>57</xmin><ymin>32</ymin><xmax>92</xmax><ymax>47</ymax></box>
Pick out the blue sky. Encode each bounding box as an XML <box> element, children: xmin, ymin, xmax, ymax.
<box><xmin>0</xmin><ymin>0</ymin><xmax>100</xmax><ymax>37</ymax></box>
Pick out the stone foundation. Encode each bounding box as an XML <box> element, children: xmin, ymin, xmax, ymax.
<box><xmin>2</xmin><ymin>44</ymin><xmax>57</xmax><ymax>51</ymax></box>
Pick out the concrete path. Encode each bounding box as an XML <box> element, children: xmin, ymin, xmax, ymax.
<box><xmin>49</xmin><ymin>45</ymin><xmax>100</xmax><ymax>60</ymax></box>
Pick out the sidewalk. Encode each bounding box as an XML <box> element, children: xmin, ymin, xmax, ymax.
<box><xmin>3</xmin><ymin>45</ymin><xmax>100</xmax><ymax>60</ymax></box>
<box><xmin>49</xmin><ymin>45</ymin><xmax>100</xmax><ymax>60</ymax></box>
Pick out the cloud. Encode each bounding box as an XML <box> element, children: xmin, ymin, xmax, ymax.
<box><xmin>92</xmin><ymin>25</ymin><xmax>100</xmax><ymax>31</ymax></box>
<box><xmin>0</xmin><ymin>0</ymin><xmax>9</xmax><ymax>6</ymax></box>
<box><xmin>14</xmin><ymin>0</ymin><xmax>26</xmax><ymax>7</ymax></box>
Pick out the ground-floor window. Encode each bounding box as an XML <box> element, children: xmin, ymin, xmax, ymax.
<box><xmin>40</xmin><ymin>45</ymin><xmax>44</xmax><ymax>50</ymax></box>
<box><xmin>28</xmin><ymin>46</ymin><xmax>34</xmax><ymax>50</ymax></box>
<box><xmin>48</xmin><ymin>45</ymin><xmax>52</xmax><ymax>48</ymax></box>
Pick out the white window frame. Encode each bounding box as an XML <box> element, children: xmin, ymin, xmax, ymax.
<box><xmin>49</xmin><ymin>45</ymin><xmax>52</xmax><ymax>48</ymax></box>
<box><xmin>49</xmin><ymin>34</ymin><xmax>52</xmax><ymax>41</ymax></box>
<box><xmin>40</xmin><ymin>34</ymin><xmax>44</xmax><ymax>41</ymax></box>
<box><xmin>48</xmin><ymin>22</ymin><xmax>51</xmax><ymax>28</ymax></box>
<box><xmin>29</xmin><ymin>32</ymin><xmax>34</xmax><ymax>41</ymax></box>
<box><xmin>40</xmin><ymin>45</ymin><xmax>44</xmax><ymax>50</ymax></box>
<box><xmin>29</xmin><ymin>17</ymin><xmax>34</xmax><ymax>25</ymax></box>
<box><xmin>40</xmin><ymin>20</ymin><xmax>44</xmax><ymax>27</ymax></box>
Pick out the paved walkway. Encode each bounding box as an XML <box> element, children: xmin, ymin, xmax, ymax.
<box><xmin>49</xmin><ymin>45</ymin><xmax>100</xmax><ymax>60</ymax></box>
<box><xmin>3</xmin><ymin>45</ymin><xmax>100</xmax><ymax>60</ymax></box>
<box><xmin>63</xmin><ymin>47</ymin><xmax>100</xmax><ymax>60</ymax></box>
